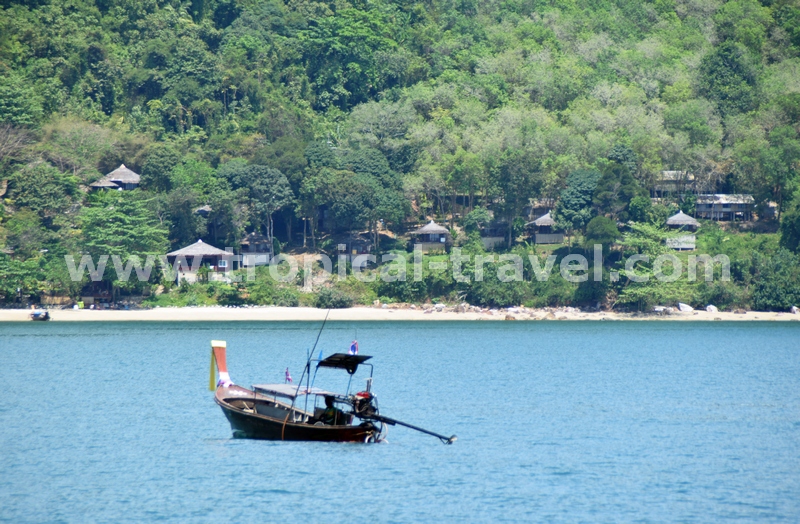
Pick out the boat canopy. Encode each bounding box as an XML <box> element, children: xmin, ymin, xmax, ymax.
<box><xmin>317</xmin><ymin>353</ymin><xmax>372</xmax><ymax>374</ymax></box>
<box><xmin>252</xmin><ymin>384</ymin><xmax>336</xmax><ymax>399</ymax></box>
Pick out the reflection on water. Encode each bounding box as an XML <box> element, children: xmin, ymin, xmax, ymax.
<box><xmin>1</xmin><ymin>321</ymin><xmax>799</xmax><ymax>522</ymax></box>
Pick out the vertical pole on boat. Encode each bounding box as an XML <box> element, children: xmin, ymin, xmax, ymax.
<box><xmin>291</xmin><ymin>310</ymin><xmax>330</xmax><ymax>412</ymax></box>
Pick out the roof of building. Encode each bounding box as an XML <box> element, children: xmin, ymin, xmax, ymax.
<box><xmin>105</xmin><ymin>164</ymin><xmax>140</xmax><ymax>184</ymax></box>
<box><xmin>195</xmin><ymin>205</ymin><xmax>212</xmax><ymax>215</ymax></box>
<box><xmin>411</xmin><ymin>220</ymin><xmax>450</xmax><ymax>235</ymax></box>
<box><xmin>89</xmin><ymin>178</ymin><xmax>120</xmax><ymax>188</ymax></box>
<box><xmin>89</xmin><ymin>164</ymin><xmax>140</xmax><ymax>188</ymax></box>
<box><xmin>696</xmin><ymin>194</ymin><xmax>755</xmax><ymax>204</ymax></box>
<box><xmin>166</xmin><ymin>239</ymin><xmax>233</xmax><ymax>257</ymax></box>
<box><xmin>240</xmin><ymin>231</ymin><xmax>269</xmax><ymax>245</ymax></box>
<box><xmin>528</xmin><ymin>212</ymin><xmax>556</xmax><ymax>227</ymax></box>
<box><xmin>666</xmin><ymin>211</ymin><xmax>700</xmax><ymax>227</ymax></box>
<box><xmin>659</xmin><ymin>170</ymin><xmax>695</xmax><ymax>181</ymax></box>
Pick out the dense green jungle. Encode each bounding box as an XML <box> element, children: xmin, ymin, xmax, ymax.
<box><xmin>1</xmin><ymin>0</ymin><xmax>800</xmax><ymax>310</ymax></box>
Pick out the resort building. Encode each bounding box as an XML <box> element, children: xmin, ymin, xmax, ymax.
<box><xmin>480</xmin><ymin>221</ymin><xmax>508</xmax><ymax>250</ymax></box>
<box><xmin>240</xmin><ymin>232</ymin><xmax>272</xmax><ymax>267</ymax></box>
<box><xmin>89</xmin><ymin>164</ymin><xmax>141</xmax><ymax>190</ymax></box>
<box><xmin>695</xmin><ymin>194</ymin><xmax>754</xmax><ymax>221</ymax></box>
<box><xmin>166</xmin><ymin>240</ymin><xmax>235</xmax><ymax>284</ymax></box>
<box><xmin>337</xmin><ymin>233</ymin><xmax>374</xmax><ymax>262</ymax></box>
<box><xmin>653</xmin><ymin>171</ymin><xmax>695</xmax><ymax>197</ymax></box>
<box><xmin>526</xmin><ymin>212</ymin><xmax>564</xmax><ymax>244</ymax></box>
<box><xmin>410</xmin><ymin>220</ymin><xmax>452</xmax><ymax>253</ymax></box>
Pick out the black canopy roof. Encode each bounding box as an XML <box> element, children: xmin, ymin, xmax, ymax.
<box><xmin>317</xmin><ymin>353</ymin><xmax>372</xmax><ymax>374</ymax></box>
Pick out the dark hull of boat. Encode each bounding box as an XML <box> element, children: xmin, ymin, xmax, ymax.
<box><xmin>215</xmin><ymin>389</ymin><xmax>378</xmax><ymax>443</ymax></box>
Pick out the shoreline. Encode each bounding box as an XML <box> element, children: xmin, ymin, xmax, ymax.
<box><xmin>1</xmin><ymin>306</ymin><xmax>799</xmax><ymax>322</ymax></box>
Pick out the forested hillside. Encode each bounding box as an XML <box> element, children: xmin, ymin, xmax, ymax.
<box><xmin>1</xmin><ymin>0</ymin><xmax>800</xmax><ymax>309</ymax></box>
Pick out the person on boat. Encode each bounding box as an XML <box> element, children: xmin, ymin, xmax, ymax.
<box><xmin>319</xmin><ymin>396</ymin><xmax>343</xmax><ymax>425</ymax></box>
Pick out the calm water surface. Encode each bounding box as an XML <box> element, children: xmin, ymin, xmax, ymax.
<box><xmin>1</xmin><ymin>321</ymin><xmax>799</xmax><ymax>522</ymax></box>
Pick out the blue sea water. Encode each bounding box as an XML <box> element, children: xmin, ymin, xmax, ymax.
<box><xmin>1</xmin><ymin>321</ymin><xmax>799</xmax><ymax>522</ymax></box>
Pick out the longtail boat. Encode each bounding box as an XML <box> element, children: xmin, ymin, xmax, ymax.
<box><xmin>210</xmin><ymin>337</ymin><xmax>456</xmax><ymax>444</ymax></box>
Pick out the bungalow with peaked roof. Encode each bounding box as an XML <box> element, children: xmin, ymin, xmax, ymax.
<box><xmin>409</xmin><ymin>220</ymin><xmax>452</xmax><ymax>253</ymax></box>
<box><xmin>89</xmin><ymin>164</ymin><xmax>141</xmax><ymax>190</ymax></box>
<box><xmin>695</xmin><ymin>194</ymin><xmax>754</xmax><ymax>221</ymax></box>
<box><xmin>166</xmin><ymin>240</ymin><xmax>234</xmax><ymax>284</ymax></box>
<box><xmin>665</xmin><ymin>211</ymin><xmax>699</xmax><ymax>250</ymax></box>
<box><xmin>240</xmin><ymin>231</ymin><xmax>272</xmax><ymax>267</ymax></box>
<box><xmin>526</xmin><ymin>212</ymin><xmax>564</xmax><ymax>244</ymax></box>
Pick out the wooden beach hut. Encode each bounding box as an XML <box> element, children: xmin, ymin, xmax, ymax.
<box><xmin>166</xmin><ymin>240</ymin><xmax>235</xmax><ymax>284</ymax></box>
<box><xmin>526</xmin><ymin>212</ymin><xmax>564</xmax><ymax>244</ymax></box>
<box><xmin>410</xmin><ymin>220</ymin><xmax>452</xmax><ymax>253</ymax></box>
<box><xmin>665</xmin><ymin>211</ymin><xmax>699</xmax><ymax>250</ymax></box>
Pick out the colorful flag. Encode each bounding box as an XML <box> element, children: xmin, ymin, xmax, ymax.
<box><xmin>349</xmin><ymin>341</ymin><xmax>359</xmax><ymax>355</ymax></box>
<box><xmin>285</xmin><ymin>367</ymin><xmax>292</xmax><ymax>383</ymax></box>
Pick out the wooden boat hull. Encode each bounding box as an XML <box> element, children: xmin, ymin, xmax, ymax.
<box><xmin>215</xmin><ymin>386</ymin><xmax>378</xmax><ymax>443</ymax></box>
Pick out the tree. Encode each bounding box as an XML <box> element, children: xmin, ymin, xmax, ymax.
<box><xmin>554</xmin><ymin>169</ymin><xmax>601</xmax><ymax>244</ymax></box>
<box><xmin>220</xmin><ymin>163</ymin><xmax>294</xmax><ymax>247</ymax></box>
<box><xmin>79</xmin><ymin>191</ymin><xmax>170</xmax><ymax>296</ymax></box>
<box><xmin>3</xmin><ymin>209</ymin><xmax>52</xmax><ymax>259</ymax></box>
<box><xmin>492</xmin><ymin>149</ymin><xmax>543</xmax><ymax>248</ymax></box>
<box><xmin>140</xmin><ymin>144</ymin><xmax>182</xmax><ymax>192</ymax></box>
<box><xmin>462</xmin><ymin>207</ymin><xmax>491</xmax><ymax>233</ymax></box>
<box><xmin>780</xmin><ymin>196</ymin><xmax>800</xmax><ymax>253</ymax></box>
<box><xmin>697</xmin><ymin>42</ymin><xmax>758</xmax><ymax>118</ymax></box>
<box><xmin>8</xmin><ymin>162</ymin><xmax>79</xmax><ymax>222</ymax></box>
<box><xmin>615</xmin><ymin>223</ymin><xmax>691</xmax><ymax>310</ymax></box>
<box><xmin>751</xmin><ymin>250</ymin><xmax>800</xmax><ymax>311</ymax></box>
<box><xmin>0</xmin><ymin>74</ymin><xmax>43</xmax><ymax>126</ymax></box>
<box><xmin>593</xmin><ymin>164</ymin><xmax>647</xmax><ymax>221</ymax></box>
<box><xmin>583</xmin><ymin>216</ymin><xmax>620</xmax><ymax>254</ymax></box>
<box><xmin>80</xmin><ymin>191</ymin><xmax>170</xmax><ymax>260</ymax></box>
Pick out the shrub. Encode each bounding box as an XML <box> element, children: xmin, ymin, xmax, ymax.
<box><xmin>315</xmin><ymin>287</ymin><xmax>354</xmax><ymax>308</ymax></box>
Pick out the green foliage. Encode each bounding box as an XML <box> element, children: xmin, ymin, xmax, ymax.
<box><xmin>79</xmin><ymin>191</ymin><xmax>169</xmax><ymax>263</ymax></box>
<box><xmin>141</xmin><ymin>144</ymin><xmax>182</xmax><ymax>192</ymax></box>
<box><xmin>697</xmin><ymin>42</ymin><xmax>758</xmax><ymax>118</ymax></box>
<box><xmin>244</xmin><ymin>267</ymin><xmax>300</xmax><ymax>306</ymax></box>
<box><xmin>1</xmin><ymin>0</ymin><xmax>799</xmax><ymax>309</ymax></box>
<box><xmin>0</xmin><ymin>73</ymin><xmax>43</xmax><ymax>126</ymax></box>
<box><xmin>615</xmin><ymin>223</ymin><xmax>690</xmax><ymax>310</ymax></box>
<box><xmin>751</xmin><ymin>250</ymin><xmax>800</xmax><ymax>311</ymax></box>
<box><xmin>593</xmin><ymin>164</ymin><xmax>647</xmax><ymax>221</ymax></box>
<box><xmin>584</xmin><ymin>216</ymin><xmax>620</xmax><ymax>253</ymax></box>
<box><xmin>462</xmin><ymin>207</ymin><xmax>491</xmax><ymax>233</ymax></box>
<box><xmin>8</xmin><ymin>163</ymin><xmax>79</xmax><ymax>221</ymax></box>
<box><xmin>2</xmin><ymin>209</ymin><xmax>51</xmax><ymax>259</ymax></box>
<box><xmin>554</xmin><ymin>170</ymin><xmax>601</xmax><ymax>234</ymax></box>
<box><xmin>315</xmin><ymin>287</ymin><xmax>354</xmax><ymax>309</ymax></box>
<box><xmin>780</xmin><ymin>198</ymin><xmax>800</xmax><ymax>252</ymax></box>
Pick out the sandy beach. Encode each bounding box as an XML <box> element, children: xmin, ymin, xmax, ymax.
<box><xmin>2</xmin><ymin>306</ymin><xmax>799</xmax><ymax>322</ymax></box>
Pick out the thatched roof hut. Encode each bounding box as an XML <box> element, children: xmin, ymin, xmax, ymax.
<box><xmin>529</xmin><ymin>212</ymin><xmax>556</xmax><ymax>227</ymax></box>
<box><xmin>106</xmin><ymin>164</ymin><xmax>140</xmax><ymax>184</ymax></box>
<box><xmin>89</xmin><ymin>178</ymin><xmax>119</xmax><ymax>189</ymax></box>
<box><xmin>90</xmin><ymin>164</ymin><xmax>141</xmax><ymax>190</ymax></box>
<box><xmin>409</xmin><ymin>220</ymin><xmax>452</xmax><ymax>252</ymax></box>
<box><xmin>666</xmin><ymin>211</ymin><xmax>699</xmax><ymax>228</ymax></box>
<box><xmin>411</xmin><ymin>220</ymin><xmax>450</xmax><ymax>235</ymax></box>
